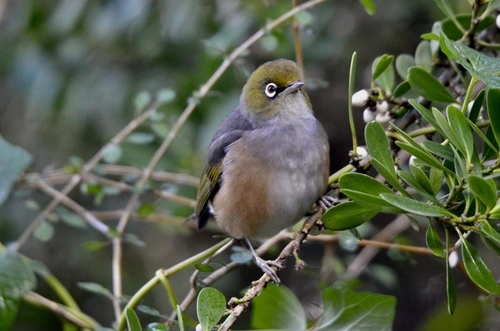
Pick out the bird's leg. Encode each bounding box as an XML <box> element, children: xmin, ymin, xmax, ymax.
<box><xmin>243</xmin><ymin>237</ymin><xmax>282</xmax><ymax>284</ymax></box>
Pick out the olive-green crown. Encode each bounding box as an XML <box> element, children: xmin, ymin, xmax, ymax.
<box><xmin>241</xmin><ymin>59</ymin><xmax>303</xmax><ymax>115</ymax></box>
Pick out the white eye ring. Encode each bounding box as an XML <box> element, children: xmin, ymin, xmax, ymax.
<box><xmin>265</xmin><ymin>83</ymin><xmax>277</xmax><ymax>98</ymax></box>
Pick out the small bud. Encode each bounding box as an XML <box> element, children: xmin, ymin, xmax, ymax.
<box><xmin>363</xmin><ymin>108</ymin><xmax>376</xmax><ymax>123</ymax></box>
<box><xmin>497</xmin><ymin>14</ymin><xmax>500</xmax><ymax>29</ymax></box>
<box><xmin>376</xmin><ymin>100</ymin><xmax>389</xmax><ymax>112</ymax></box>
<box><xmin>467</xmin><ymin>101</ymin><xmax>474</xmax><ymax>115</ymax></box>
<box><xmin>375</xmin><ymin>111</ymin><xmax>391</xmax><ymax>126</ymax></box>
<box><xmin>448</xmin><ymin>250</ymin><xmax>459</xmax><ymax>268</ymax></box>
<box><xmin>355</xmin><ymin>146</ymin><xmax>370</xmax><ymax>166</ymax></box>
<box><xmin>409</xmin><ymin>155</ymin><xmax>416</xmax><ymax>167</ymax></box>
<box><xmin>352</xmin><ymin>89</ymin><xmax>369</xmax><ymax>107</ymax></box>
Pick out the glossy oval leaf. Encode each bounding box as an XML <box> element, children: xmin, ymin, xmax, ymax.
<box><xmin>339</xmin><ymin>173</ymin><xmax>401</xmax><ymax>213</ymax></box>
<box><xmin>0</xmin><ymin>137</ymin><xmax>33</xmax><ymax>207</ymax></box>
<box><xmin>447</xmin><ymin>106</ymin><xmax>474</xmax><ymax>162</ymax></box>
<box><xmin>393</xmin><ymin>81</ymin><xmax>411</xmax><ymax>98</ymax></box>
<box><xmin>426</xmin><ymin>220</ymin><xmax>445</xmax><ymax>258</ymax></box>
<box><xmin>395</xmin><ymin>54</ymin><xmax>415</xmax><ymax>80</ymax></box>
<box><xmin>372</xmin><ymin>54</ymin><xmax>394</xmax><ymax>81</ymax></box>
<box><xmin>318</xmin><ymin>286</ymin><xmax>396</xmax><ymax>330</ymax></box>
<box><xmin>487</xmin><ymin>89</ymin><xmax>500</xmax><ymax>147</ymax></box>
<box><xmin>408</xmin><ymin>67</ymin><xmax>456</xmax><ymax>103</ymax></box>
<box><xmin>380</xmin><ymin>193</ymin><xmax>455</xmax><ymax>218</ymax></box>
<box><xmin>415</xmin><ymin>41</ymin><xmax>432</xmax><ymax>72</ymax></box>
<box><xmin>460</xmin><ymin>235</ymin><xmax>500</xmax><ymax>295</ymax></box>
<box><xmin>467</xmin><ymin>175</ymin><xmax>497</xmax><ymax>210</ymax></box>
<box><xmin>197</xmin><ymin>287</ymin><xmax>226</xmax><ymax>331</ymax></box>
<box><xmin>0</xmin><ymin>252</ymin><xmax>37</xmax><ymax>330</ymax></box>
<box><xmin>323</xmin><ymin>201</ymin><xmax>378</xmax><ymax>231</ymax></box>
<box><xmin>480</xmin><ymin>221</ymin><xmax>500</xmax><ymax>249</ymax></box>
<box><xmin>365</xmin><ymin>122</ymin><xmax>395</xmax><ymax>177</ymax></box>
<box><xmin>251</xmin><ymin>284</ymin><xmax>306</xmax><ymax>330</ymax></box>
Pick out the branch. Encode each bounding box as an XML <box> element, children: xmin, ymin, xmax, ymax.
<box><xmin>218</xmin><ymin>209</ymin><xmax>324</xmax><ymax>331</ymax></box>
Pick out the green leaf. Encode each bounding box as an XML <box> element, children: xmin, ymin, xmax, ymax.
<box><xmin>57</xmin><ymin>207</ymin><xmax>87</xmax><ymax>229</ymax></box>
<box><xmin>409</xmin><ymin>100</ymin><xmax>445</xmax><ymax>138</ymax></box>
<box><xmin>0</xmin><ymin>136</ymin><xmax>33</xmax><ymax>207</ymax></box>
<box><xmin>147</xmin><ymin>322</ymin><xmax>169</xmax><ymax>331</ymax></box>
<box><xmin>429</xmin><ymin>167</ymin><xmax>444</xmax><ymax>195</ymax></box>
<box><xmin>432</xmin><ymin>108</ymin><xmax>467</xmax><ymax>158</ymax></box>
<box><xmin>194</xmin><ymin>264</ymin><xmax>215</xmax><ymax>273</ymax></box>
<box><xmin>138</xmin><ymin>202</ymin><xmax>155</xmax><ymax>217</ymax></box>
<box><xmin>441</xmin><ymin>14</ymin><xmax>495</xmax><ymax>41</ymax></box>
<box><xmin>440</xmin><ymin>33</ymin><xmax>500</xmax><ymax>88</ymax></box>
<box><xmin>393</xmin><ymin>137</ymin><xmax>452</xmax><ymax>176</ymax></box>
<box><xmin>294</xmin><ymin>10</ymin><xmax>313</xmax><ymax>25</ymax></box>
<box><xmin>395</xmin><ymin>54</ymin><xmax>415</xmax><ymax>80</ymax></box>
<box><xmin>151</xmin><ymin>123</ymin><xmax>169</xmax><ymax>138</ymax></box>
<box><xmin>410</xmin><ymin>165</ymin><xmax>435</xmax><ymax>196</ymax></box>
<box><xmin>103</xmin><ymin>143</ymin><xmax>122</xmax><ymax>164</ymax></box>
<box><xmin>466</xmin><ymin>118</ymin><xmax>499</xmax><ymax>155</ymax></box>
<box><xmin>359</xmin><ymin>0</ymin><xmax>375</xmax><ymax>15</ymax></box>
<box><xmin>380</xmin><ymin>193</ymin><xmax>455</xmax><ymax>217</ymax></box>
<box><xmin>138</xmin><ymin>305</ymin><xmax>164</xmax><ymax>318</ymax></box>
<box><xmin>422</xmin><ymin>141</ymin><xmax>454</xmax><ymax>161</ymax></box>
<box><xmin>467</xmin><ymin>175</ymin><xmax>497</xmax><ymax>210</ymax></box>
<box><xmin>372</xmin><ymin>54</ymin><xmax>394</xmax><ymax>81</ymax></box>
<box><xmin>0</xmin><ymin>251</ymin><xmax>37</xmax><ymax>331</ymax></box>
<box><xmin>426</xmin><ymin>220</ymin><xmax>445</xmax><ymax>258</ymax></box>
<box><xmin>323</xmin><ymin>202</ymin><xmax>378</xmax><ymax>231</ymax></box>
<box><xmin>134</xmin><ymin>91</ymin><xmax>152</xmax><ymax>111</ymax></box>
<box><xmin>393</xmin><ymin>81</ymin><xmax>411</xmax><ymax>98</ymax></box>
<box><xmin>318</xmin><ymin>285</ymin><xmax>396</xmax><ymax>330</ymax></box>
<box><xmin>460</xmin><ymin>233</ymin><xmax>500</xmax><ymax>294</ymax></box>
<box><xmin>415</xmin><ymin>41</ymin><xmax>432</xmax><ymax>72</ymax></box>
<box><xmin>408</xmin><ymin>67</ymin><xmax>456</xmax><ymax>103</ymax></box>
<box><xmin>127</xmin><ymin>132</ymin><xmax>155</xmax><ymax>145</ymax></box>
<box><xmin>34</xmin><ymin>222</ymin><xmax>54</xmax><ymax>242</ymax></box>
<box><xmin>339</xmin><ymin>173</ymin><xmax>402</xmax><ymax>213</ymax></box>
<box><xmin>397</xmin><ymin>170</ymin><xmax>441</xmax><ymax>205</ymax></box>
<box><xmin>434</xmin><ymin>0</ymin><xmax>465</xmax><ymax>34</ymax></box>
<box><xmin>78</xmin><ymin>282</ymin><xmax>113</xmax><ymax>299</ymax></box>
<box><xmin>445</xmin><ymin>228</ymin><xmax>456</xmax><ymax>314</ymax></box>
<box><xmin>197</xmin><ymin>287</ymin><xmax>226</xmax><ymax>331</ymax></box>
<box><xmin>468</xmin><ymin>89</ymin><xmax>485</xmax><ymax>123</ymax></box>
<box><xmin>156</xmin><ymin>88</ymin><xmax>176</xmax><ymax>104</ymax></box>
<box><xmin>252</xmin><ymin>284</ymin><xmax>306</xmax><ymax>330</ymax></box>
<box><xmin>372</xmin><ymin>55</ymin><xmax>395</xmax><ymax>93</ymax></box>
<box><xmin>487</xmin><ymin>89</ymin><xmax>500</xmax><ymax>146</ymax></box>
<box><xmin>365</xmin><ymin>122</ymin><xmax>406</xmax><ymax>193</ymax></box>
<box><xmin>480</xmin><ymin>221</ymin><xmax>500</xmax><ymax>249</ymax></box>
<box><xmin>447</xmin><ymin>105</ymin><xmax>474</xmax><ymax>162</ymax></box>
<box><xmin>260</xmin><ymin>33</ymin><xmax>278</xmax><ymax>52</ymax></box>
<box><xmin>125</xmin><ymin>307</ymin><xmax>143</xmax><ymax>331</ymax></box>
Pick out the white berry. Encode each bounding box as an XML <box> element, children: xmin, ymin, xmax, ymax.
<box><xmin>352</xmin><ymin>89</ymin><xmax>369</xmax><ymax>107</ymax></box>
<box><xmin>363</xmin><ymin>108</ymin><xmax>376</xmax><ymax>123</ymax></box>
<box><xmin>376</xmin><ymin>100</ymin><xmax>389</xmax><ymax>112</ymax></box>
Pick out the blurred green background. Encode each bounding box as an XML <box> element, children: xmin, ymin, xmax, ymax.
<box><xmin>1</xmin><ymin>0</ymin><xmax>497</xmax><ymax>330</ymax></box>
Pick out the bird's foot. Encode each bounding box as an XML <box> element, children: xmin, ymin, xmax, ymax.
<box><xmin>317</xmin><ymin>195</ymin><xmax>338</xmax><ymax>211</ymax></box>
<box><xmin>253</xmin><ymin>255</ymin><xmax>283</xmax><ymax>284</ymax></box>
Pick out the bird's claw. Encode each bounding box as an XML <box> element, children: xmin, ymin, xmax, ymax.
<box><xmin>318</xmin><ymin>195</ymin><xmax>337</xmax><ymax>211</ymax></box>
<box><xmin>254</xmin><ymin>256</ymin><xmax>282</xmax><ymax>284</ymax></box>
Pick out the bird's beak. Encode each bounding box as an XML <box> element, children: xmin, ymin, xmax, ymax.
<box><xmin>285</xmin><ymin>81</ymin><xmax>304</xmax><ymax>94</ymax></box>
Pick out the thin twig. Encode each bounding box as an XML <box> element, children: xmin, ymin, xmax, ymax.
<box><xmin>23</xmin><ymin>292</ymin><xmax>100</xmax><ymax>329</ymax></box>
<box><xmin>34</xmin><ymin>180</ymin><xmax>110</xmax><ymax>235</ymax></box>
<box><xmin>13</xmin><ymin>102</ymin><xmax>162</xmax><ymax>252</ymax></box>
<box><xmin>219</xmin><ymin>210</ymin><xmax>324</xmax><ymax>331</ymax></box>
<box><xmin>291</xmin><ymin>0</ymin><xmax>304</xmax><ymax>81</ymax></box>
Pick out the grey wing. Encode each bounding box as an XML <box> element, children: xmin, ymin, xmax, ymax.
<box><xmin>196</xmin><ymin>108</ymin><xmax>253</xmax><ymax>229</ymax></box>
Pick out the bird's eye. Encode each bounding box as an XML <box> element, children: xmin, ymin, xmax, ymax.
<box><xmin>265</xmin><ymin>83</ymin><xmax>277</xmax><ymax>98</ymax></box>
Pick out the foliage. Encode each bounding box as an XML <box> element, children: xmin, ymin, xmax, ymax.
<box><xmin>0</xmin><ymin>0</ymin><xmax>499</xmax><ymax>330</ymax></box>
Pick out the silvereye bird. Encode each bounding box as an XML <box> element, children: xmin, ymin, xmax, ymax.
<box><xmin>195</xmin><ymin>59</ymin><xmax>330</xmax><ymax>282</ymax></box>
